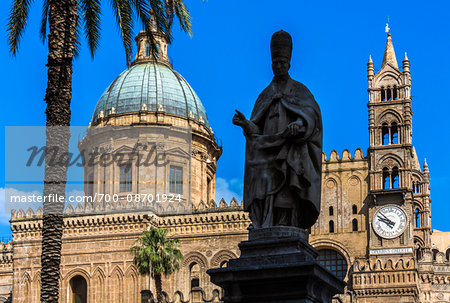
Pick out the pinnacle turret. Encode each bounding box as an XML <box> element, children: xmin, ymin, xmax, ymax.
<box><xmin>403</xmin><ymin>52</ymin><xmax>410</xmax><ymax>72</ymax></box>
<box><xmin>367</xmin><ymin>55</ymin><xmax>374</xmax><ymax>79</ymax></box>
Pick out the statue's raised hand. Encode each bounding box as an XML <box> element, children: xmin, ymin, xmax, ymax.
<box><xmin>232</xmin><ymin>110</ymin><xmax>248</xmax><ymax>128</ymax></box>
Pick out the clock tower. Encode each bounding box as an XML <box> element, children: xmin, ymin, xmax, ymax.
<box><xmin>351</xmin><ymin>28</ymin><xmax>433</xmax><ymax>301</ymax></box>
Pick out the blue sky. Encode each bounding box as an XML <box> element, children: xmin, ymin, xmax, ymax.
<box><xmin>1</xmin><ymin>0</ymin><xmax>449</xmax><ymax>237</ymax></box>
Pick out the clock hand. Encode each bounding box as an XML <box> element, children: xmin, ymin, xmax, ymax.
<box><xmin>378</xmin><ymin>216</ymin><xmax>394</xmax><ymax>228</ymax></box>
<box><xmin>379</xmin><ymin>213</ymin><xmax>395</xmax><ymax>225</ymax></box>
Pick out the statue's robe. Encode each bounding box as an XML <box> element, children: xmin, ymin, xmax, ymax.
<box><xmin>243</xmin><ymin>77</ymin><xmax>322</xmax><ymax>228</ymax></box>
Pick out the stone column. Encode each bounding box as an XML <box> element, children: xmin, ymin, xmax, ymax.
<box><xmin>208</xmin><ymin>227</ymin><xmax>345</xmax><ymax>303</ymax></box>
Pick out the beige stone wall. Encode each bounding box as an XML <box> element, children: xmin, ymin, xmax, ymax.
<box><xmin>6</xmin><ymin>201</ymin><xmax>248</xmax><ymax>303</ymax></box>
<box><xmin>431</xmin><ymin>230</ymin><xmax>450</xmax><ymax>253</ymax></box>
<box><xmin>311</xmin><ymin>148</ymin><xmax>369</xmax><ymax>272</ymax></box>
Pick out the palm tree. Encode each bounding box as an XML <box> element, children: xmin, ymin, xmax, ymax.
<box><xmin>131</xmin><ymin>227</ymin><xmax>183</xmax><ymax>303</ymax></box>
<box><xmin>7</xmin><ymin>1</ymin><xmax>191</xmax><ymax>302</ymax></box>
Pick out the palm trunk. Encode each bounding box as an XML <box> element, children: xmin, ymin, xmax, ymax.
<box><xmin>40</xmin><ymin>0</ymin><xmax>78</xmax><ymax>302</ymax></box>
<box><xmin>154</xmin><ymin>274</ymin><xmax>163</xmax><ymax>303</ymax></box>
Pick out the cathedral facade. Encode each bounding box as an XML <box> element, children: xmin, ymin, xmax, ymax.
<box><xmin>0</xmin><ymin>28</ymin><xmax>449</xmax><ymax>303</ymax></box>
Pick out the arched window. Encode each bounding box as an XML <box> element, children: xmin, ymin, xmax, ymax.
<box><xmin>189</xmin><ymin>263</ymin><xmax>200</xmax><ymax>290</ymax></box>
<box><xmin>415</xmin><ymin>241</ymin><xmax>423</xmax><ymax>260</ymax></box>
<box><xmin>69</xmin><ymin>275</ymin><xmax>87</xmax><ymax>303</ymax></box>
<box><xmin>119</xmin><ymin>164</ymin><xmax>132</xmax><ymax>192</ymax></box>
<box><xmin>387</xmin><ymin>87</ymin><xmax>392</xmax><ymax>101</ymax></box>
<box><xmin>329</xmin><ymin>206</ymin><xmax>334</xmax><ymax>216</ymax></box>
<box><xmin>381</xmin><ymin>87</ymin><xmax>386</xmax><ymax>101</ymax></box>
<box><xmin>382</xmin><ymin>123</ymin><xmax>390</xmax><ymax>145</ymax></box>
<box><xmin>169</xmin><ymin>166</ymin><xmax>183</xmax><ymax>194</ymax></box>
<box><xmin>317</xmin><ymin>249</ymin><xmax>348</xmax><ymax>280</ymax></box>
<box><xmin>329</xmin><ymin>220</ymin><xmax>335</xmax><ymax>233</ymax></box>
<box><xmin>383</xmin><ymin>168</ymin><xmax>390</xmax><ymax>189</ymax></box>
<box><xmin>393</xmin><ymin>86</ymin><xmax>398</xmax><ymax>100</ymax></box>
<box><xmin>414</xmin><ymin>209</ymin><xmax>421</xmax><ymax>228</ymax></box>
<box><xmin>432</xmin><ymin>249</ymin><xmax>439</xmax><ymax>261</ymax></box>
<box><xmin>352</xmin><ymin>219</ymin><xmax>358</xmax><ymax>231</ymax></box>
<box><xmin>352</xmin><ymin>205</ymin><xmax>357</xmax><ymax>215</ymax></box>
<box><xmin>391</xmin><ymin>122</ymin><xmax>398</xmax><ymax>144</ymax></box>
<box><xmin>156</xmin><ymin>43</ymin><xmax>161</xmax><ymax>57</ymax></box>
<box><xmin>446</xmin><ymin>249</ymin><xmax>450</xmax><ymax>261</ymax></box>
<box><xmin>392</xmin><ymin>167</ymin><xmax>399</xmax><ymax>189</ymax></box>
<box><xmin>145</xmin><ymin>42</ymin><xmax>150</xmax><ymax>57</ymax></box>
<box><xmin>413</xmin><ymin>181</ymin><xmax>420</xmax><ymax>193</ymax></box>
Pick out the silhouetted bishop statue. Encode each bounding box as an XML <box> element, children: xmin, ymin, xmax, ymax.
<box><xmin>233</xmin><ymin>30</ymin><xmax>323</xmax><ymax>229</ymax></box>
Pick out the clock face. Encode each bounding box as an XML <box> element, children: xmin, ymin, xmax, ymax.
<box><xmin>372</xmin><ymin>205</ymin><xmax>407</xmax><ymax>239</ymax></box>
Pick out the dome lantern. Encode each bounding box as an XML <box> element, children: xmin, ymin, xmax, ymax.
<box><xmin>133</xmin><ymin>16</ymin><xmax>170</xmax><ymax>66</ymax></box>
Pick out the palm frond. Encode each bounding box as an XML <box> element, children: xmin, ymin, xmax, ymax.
<box><xmin>165</xmin><ymin>0</ymin><xmax>175</xmax><ymax>39</ymax></box>
<box><xmin>80</xmin><ymin>0</ymin><xmax>102</xmax><ymax>58</ymax></box>
<box><xmin>7</xmin><ymin>0</ymin><xmax>34</xmax><ymax>55</ymax></box>
<box><xmin>73</xmin><ymin>5</ymin><xmax>83</xmax><ymax>59</ymax></box>
<box><xmin>173</xmin><ymin>0</ymin><xmax>192</xmax><ymax>36</ymax></box>
<box><xmin>150</xmin><ymin>0</ymin><xmax>173</xmax><ymax>46</ymax></box>
<box><xmin>132</xmin><ymin>0</ymin><xmax>165</xmax><ymax>59</ymax></box>
<box><xmin>39</xmin><ymin>0</ymin><xmax>49</xmax><ymax>44</ymax></box>
<box><xmin>110</xmin><ymin>0</ymin><xmax>134</xmax><ymax>66</ymax></box>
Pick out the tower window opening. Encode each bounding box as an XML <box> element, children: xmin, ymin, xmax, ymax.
<box><xmin>382</xmin><ymin>123</ymin><xmax>389</xmax><ymax>145</ymax></box>
<box><xmin>387</xmin><ymin>87</ymin><xmax>392</xmax><ymax>101</ymax></box>
<box><xmin>392</xmin><ymin>167</ymin><xmax>399</xmax><ymax>189</ymax></box>
<box><xmin>393</xmin><ymin>86</ymin><xmax>398</xmax><ymax>100</ymax></box>
<box><xmin>207</xmin><ymin>177</ymin><xmax>211</xmax><ymax>203</ymax></box>
<box><xmin>169</xmin><ymin>165</ymin><xmax>183</xmax><ymax>194</ymax></box>
<box><xmin>391</xmin><ymin>123</ymin><xmax>399</xmax><ymax>144</ymax></box>
<box><xmin>329</xmin><ymin>206</ymin><xmax>334</xmax><ymax>216</ymax></box>
<box><xmin>414</xmin><ymin>209</ymin><xmax>421</xmax><ymax>228</ymax></box>
<box><xmin>381</xmin><ymin>87</ymin><xmax>386</xmax><ymax>101</ymax></box>
<box><xmin>415</xmin><ymin>241</ymin><xmax>423</xmax><ymax>260</ymax></box>
<box><xmin>145</xmin><ymin>42</ymin><xmax>150</xmax><ymax>57</ymax></box>
<box><xmin>383</xmin><ymin>168</ymin><xmax>391</xmax><ymax>189</ymax></box>
<box><xmin>329</xmin><ymin>220</ymin><xmax>335</xmax><ymax>233</ymax></box>
<box><xmin>413</xmin><ymin>181</ymin><xmax>420</xmax><ymax>193</ymax></box>
<box><xmin>352</xmin><ymin>219</ymin><xmax>358</xmax><ymax>231</ymax></box>
<box><xmin>352</xmin><ymin>205</ymin><xmax>357</xmax><ymax>215</ymax></box>
<box><xmin>119</xmin><ymin>164</ymin><xmax>132</xmax><ymax>192</ymax></box>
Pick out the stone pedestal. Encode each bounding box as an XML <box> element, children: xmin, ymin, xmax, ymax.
<box><xmin>207</xmin><ymin>227</ymin><xmax>345</xmax><ymax>303</ymax></box>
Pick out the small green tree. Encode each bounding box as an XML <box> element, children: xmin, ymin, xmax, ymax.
<box><xmin>131</xmin><ymin>227</ymin><xmax>183</xmax><ymax>303</ymax></box>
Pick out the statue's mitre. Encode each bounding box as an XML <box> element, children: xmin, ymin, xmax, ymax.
<box><xmin>271</xmin><ymin>30</ymin><xmax>292</xmax><ymax>60</ymax></box>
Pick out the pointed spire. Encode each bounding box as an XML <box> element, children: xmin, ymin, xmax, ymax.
<box><xmin>382</xmin><ymin>33</ymin><xmax>398</xmax><ymax>69</ymax></box>
<box><xmin>403</xmin><ymin>52</ymin><xmax>409</xmax><ymax>61</ymax></box>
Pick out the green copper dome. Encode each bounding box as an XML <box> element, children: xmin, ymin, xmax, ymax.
<box><xmin>92</xmin><ymin>63</ymin><xmax>209</xmax><ymax>127</ymax></box>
